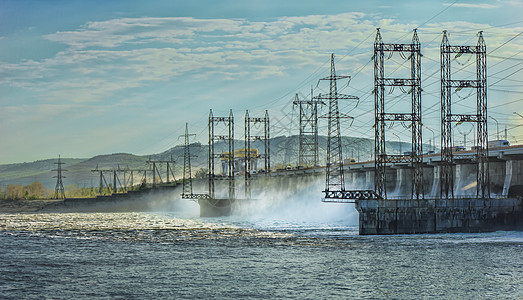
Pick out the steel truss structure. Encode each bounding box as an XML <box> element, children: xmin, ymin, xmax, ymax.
<box><xmin>121</xmin><ymin>168</ymin><xmax>149</xmax><ymax>189</ymax></box>
<box><xmin>181</xmin><ymin>123</ymin><xmax>210</xmax><ymax>200</ymax></box>
<box><xmin>316</xmin><ymin>54</ymin><xmax>377</xmax><ymax>202</ymax></box>
<box><xmin>293</xmin><ymin>90</ymin><xmax>325</xmax><ymax>167</ymax></box>
<box><xmin>374</xmin><ymin>28</ymin><xmax>423</xmax><ymax>200</ymax></box>
<box><xmin>53</xmin><ymin>155</ymin><xmax>66</xmax><ymax>199</ymax></box>
<box><xmin>440</xmin><ymin>30</ymin><xmax>489</xmax><ymax>199</ymax></box>
<box><xmin>91</xmin><ymin>165</ymin><xmax>138</xmax><ymax>194</ymax></box>
<box><xmin>146</xmin><ymin>158</ymin><xmax>176</xmax><ymax>186</ymax></box>
<box><xmin>244</xmin><ymin>110</ymin><xmax>269</xmax><ymax>199</ymax></box>
<box><xmin>209</xmin><ymin>109</ymin><xmax>235</xmax><ymax>200</ymax></box>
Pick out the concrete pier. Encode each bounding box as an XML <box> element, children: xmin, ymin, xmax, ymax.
<box><xmin>356</xmin><ymin>197</ymin><xmax>523</xmax><ymax>235</ymax></box>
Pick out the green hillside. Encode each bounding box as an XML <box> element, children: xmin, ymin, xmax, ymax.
<box><xmin>0</xmin><ymin>135</ymin><xmax>417</xmax><ymax>190</ymax></box>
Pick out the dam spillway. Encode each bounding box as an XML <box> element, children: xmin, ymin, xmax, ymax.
<box><xmin>251</xmin><ymin>145</ymin><xmax>523</xmax><ymax>234</ymax></box>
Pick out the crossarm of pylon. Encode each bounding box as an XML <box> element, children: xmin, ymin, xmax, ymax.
<box><xmin>318</xmin><ymin>74</ymin><xmax>351</xmax><ymax>82</ymax></box>
<box><xmin>247</xmin><ymin>117</ymin><xmax>266</xmax><ymax>123</ymax></box>
<box><xmin>293</xmin><ymin>100</ymin><xmax>326</xmax><ymax>106</ymax></box>
<box><xmin>449</xmin><ymin>114</ymin><xmax>481</xmax><ymax>123</ymax></box>
<box><xmin>377</xmin><ymin>78</ymin><xmax>419</xmax><ymax>86</ymax></box>
<box><xmin>213</xmin><ymin>135</ymin><xmax>231</xmax><ymax>140</ymax></box>
<box><xmin>443</xmin><ymin>45</ymin><xmax>482</xmax><ymax>54</ymax></box>
<box><xmin>381</xmin><ymin>113</ymin><xmax>415</xmax><ymax>122</ymax></box>
<box><xmin>447</xmin><ymin>80</ymin><xmax>480</xmax><ymax>88</ymax></box>
<box><xmin>314</xmin><ymin>94</ymin><xmax>358</xmax><ymax>100</ymax></box>
<box><xmin>381</xmin><ymin>43</ymin><xmax>420</xmax><ymax>52</ymax></box>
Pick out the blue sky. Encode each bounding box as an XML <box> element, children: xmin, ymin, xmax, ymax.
<box><xmin>0</xmin><ymin>0</ymin><xmax>522</xmax><ymax>164</ymax></box>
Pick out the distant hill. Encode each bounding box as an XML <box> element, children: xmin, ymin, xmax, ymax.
<box><xmin>0</xmin><ymin>135</ymin><xmax>415</xmax><ymax>189</ymax></box>
<box><xmin>0</xmin><ymin>154</ymin><xmax>149</xmax><ymax>190</ymax></box>
<box><xmin>0</xmin><ymin>158</ymin><xmax>86</xmax><ymax>188</ymax></box>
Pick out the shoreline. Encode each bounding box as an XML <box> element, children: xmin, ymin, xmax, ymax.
<box><xmin>0</xmin><ymin>199</ymin><xmax>68</xmax><ymax>213</ymax></box>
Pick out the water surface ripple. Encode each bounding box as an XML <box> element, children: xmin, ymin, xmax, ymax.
<box><xmin>1</xmin><ymin>212</ymin><xmax>521</xmax><ymax>299</ymax></box>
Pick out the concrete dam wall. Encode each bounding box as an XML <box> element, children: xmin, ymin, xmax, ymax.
<box><xmin>343</xmin><ymin>157</ymin><xmax>523</xmax><ymax>234</ymax></box>
<box><xmin>64</xmin><ymin>152</ymin><xmax>523</xmax><ymax>234</ymax></box>
<box><xmin>246</xmin><ymin>154</ymin><xmax>523</xmax><ymax>234</ymax></box>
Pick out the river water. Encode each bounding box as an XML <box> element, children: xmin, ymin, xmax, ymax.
<box><xmin>1</xmin><ymin>199</ymin><xmax>522</xmax><ymax>299</ymax></box>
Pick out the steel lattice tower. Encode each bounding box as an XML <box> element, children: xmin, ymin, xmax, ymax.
<box><xmin>264</xmin><ymin>110</ymin><xmax>270</xmax><ymax>173</ymax></box>
<box><xmin>374</xmin><ymin>28</ymin><xmax>423</xmax><ymax>200</ymax></box>
<box><xmin>209</xmin><ymin>109</ymin><xmax>235</xmax><ymax>200</ymax></box>
<box><xmin>440</xmin><ymin>30</ymin><xmax>489</xmax><ymax>199</ymax></box>
<box><xmin>314</xmin><ymin>54</ymin><xmax>358</xmax><ymax>198</ymax></box>
<box><xmin>181</xmin><ymin>123</ymin><xmax>196</xmax><ymax>198</ymax></box>
<box><xmin>244</xmin><ymin>110</ymin><xmax>269</xmax><ymax>199</ymax></box>
<box><xmin>146</xmin><ymin>160</ymin><xmax>161</xmax><ymax>186</ymax></box>
<box><xmin>53</xmin><ymin>155</ymin><xmax>66</xmax><ymax>199</ymax></box>
<box><xmin>91</xmin><ymin>165</ymin><xmax>109</xmax><ymax>194</ymax></box>
<box><xmin>293</xmin><ymin>89</ymin><xmax>325</xmax><ymax>167</ymax></box>
<box><xmin>91</xmin><ymin>167</ymin><xmax>125</xmax><ymax>194</ymax></box>
<box><xmin>146</xmin><ymin>159</ymin><xmax>176</xmax><ymax>186</ymax></box>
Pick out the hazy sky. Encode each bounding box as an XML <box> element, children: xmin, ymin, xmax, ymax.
<box><xmin>1</xmin><ymin>0</ymin><xmax>522</xmax><ymax>164</ymax></box>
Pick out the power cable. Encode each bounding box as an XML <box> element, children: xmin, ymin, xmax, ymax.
<box><xmin>417</xmin><ymin>0</ymin><xmax>459</xmax><ymax>29</ymax></box>
<box><xmin>489</xmin><ymin>67</ymin><xmax>523</xmax><ymax>86</ymax></box>
<box><xmin>488</xmin><ymin>31</ymin><xmax>523</xmax><ymax>55</ymax></box>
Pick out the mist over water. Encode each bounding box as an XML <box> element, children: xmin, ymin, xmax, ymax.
<box><xmin>233</xmin><ymin>178</ymin><xmax>358</xmax><ymax>229</ymax></box>
<box><xmin>140</xmin><ymin>176</ymin><xmax>359</xmax><ymax>231</ymax></box>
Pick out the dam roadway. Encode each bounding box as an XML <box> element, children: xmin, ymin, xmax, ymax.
<box><xmin>266</xmin><ymin>145</ymin><xmax>522</xmax><ymax>195</ymax></box>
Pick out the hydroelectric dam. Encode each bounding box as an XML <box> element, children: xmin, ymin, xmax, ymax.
<box><xmin>63</xmin><ymin>29</ymin><xmax>522</xmax><ymax>235</ymax></box>
<box><xmin>183</xmin><ymin>144</ymin><xmax>522</xmax><ymax>235</ymax></box>
<box><xmin>62</xmin><ymin>144</ymin><xmax>523</xmax><ymax>235</ymax></box>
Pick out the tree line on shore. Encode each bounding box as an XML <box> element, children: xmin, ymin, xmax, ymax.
<box><xmin>1</xmin><ymin>182</ymin><xmax>115</xmax><ymax>200</ymax></box>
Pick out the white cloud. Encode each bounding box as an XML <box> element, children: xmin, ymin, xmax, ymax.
<box><xmin>2</xmin><ymin>13</ymin><xmax>375</xmax><ymax>105</ymax></box>
<box><xmin>3</xmin><ymin>13</ymin><xmax>521</xmax><ymax>98</ymax></box>
<box><xmin>445</xmin><ymin>3</ymin><xmax>497</xmax><ymax>9</ymax></box>
<box><xmin>501</xmin><ymin>0</ymin><xmax>523</xmax><ymax>7</ymax></box>
<box><xmin>44</xmin><ymin>17</ymin><xmax>249</xmax><ymax>50</ymax></box>
<box><xmin>2</xmin><ymin>12</ymin><xmax>521</xmax><ymax>112</ymax></box>
<box><xmin>1</xmin><ymin>13</ymin><xmax>522</xmax><ymax>162</ymax></box>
